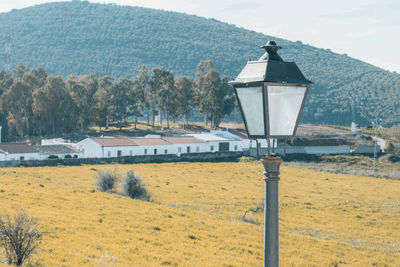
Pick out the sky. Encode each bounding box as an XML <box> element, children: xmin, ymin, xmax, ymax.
<box><xmin>0</xmin><ymin>0</ymin><xmax>399</xmax><ymax>73</ymax></box>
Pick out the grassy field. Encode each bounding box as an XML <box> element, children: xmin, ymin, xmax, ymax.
<box><xmin>0</xmin><ymin>162</ymin><xmax>399</xmax><ymax>266</ymax></box>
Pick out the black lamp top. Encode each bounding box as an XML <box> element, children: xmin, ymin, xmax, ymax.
<box><xmin>259</xmin><ymin>40</ymin><xmax>283</xmax><ymax>61</ymax></box>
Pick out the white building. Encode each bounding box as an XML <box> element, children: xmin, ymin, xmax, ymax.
<box><xmin>186</xmin><ymin>133</ymin><xmax>226</xmax><ymax>152</ymax></box>
<box><xmin>0</xmin><ymin>143</ymin><xmax>41</xmax><ymax>161</ymax></box>
<box><xmin>78</xmin><ymin>137</ymin><xmax>138</xmax><ymax>158</ymax></box>
<box><xmin>162</xmin><ymin>136</ymin><xmax>206</xmax><ymax>155</ymax></box>
<box><xmin>131</xmin><ymin>138</ymin><xmax>171</xmax><ymax>155</ymax></box>
<box><xmin>210</xmin><ymin>130</ymin><xmax>249</xmax><ymax>152</ymax></box>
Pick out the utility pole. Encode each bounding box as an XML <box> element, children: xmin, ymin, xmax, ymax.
<box><xmin>348</xmin><ymin>96</ymin><xmax>356</xmax><ymax>132</ymax></box>
<box><xmin>372</xmin><ymin>119</ymin><xmax>382</xmax><ymax>177</ymax></box>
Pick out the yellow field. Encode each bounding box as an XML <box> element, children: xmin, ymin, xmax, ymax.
<box><xmin>0</xmin><ymin>162</ymin><xmax>399</xmax><ymax>266</ymax></box>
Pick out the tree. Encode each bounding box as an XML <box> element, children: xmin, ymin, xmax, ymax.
<box><xmin>210</xmin><ymin>76</ymin><xmax>235</xmax><ymax>127</ymax></box>
<box><xmin>33</xmin><ymin>76</ymin><xmax>77</xmax><ymax>136</ymax></box>
<box><xmin>22</xmin><ymin>67</ymin><xmax>48</xmax><ymax>90</ymax></box>
<box><xmin>132</xmin><ymin>65</ymin><xmax>150</xmax><ymax>128</ymax></box>
<box><xmin>149</xmin><ymin>67</ymin><xmax>163</xmax><ymax>127</ymax></box>
<box><xmin>0</xmin><ymin>211</ymin><xmax>43</xmax><ymax>266</ymax></box>
<box><xmin>67</xmin><ymin>73</ymin><xmax>98</xmax><ymax>133</ymax></box>
<box><xmin>194</xmin><ymin>60</ymin><xmax>235</xmax><ymax>128</ymax></box>
<box><xmin>0</xmin><ymin>80</ymin><xmax>33</xmax><ymax>137</ymax></box>
<box><xmin>13</xmin><ymin>63</ymin><xmax>29</xmax><ymax>81</ymax></box>
<box><xmin>94</xmin><ymin>76</ymin><xmax>114</xmax><ymax>128</ymax></box>
<box><xmin>175</xmin><ymin>76</ymin><xmax>195</xmax><ymax>126</ymax></box>
<box><xmin>195</xmin><ymin>60</ymin><xmax>215</xmax><ymax>125</ymax></box>
<box><xmin>0</xmin><ymin>71</ymin><xmax>14</xmax><ymax>96</ymax></box>
<box><xmin>110</xmin><ymin>78</ymin><xmax>131</xmax><ymax>129</ymax></box>
<box><xmin>155</xmin><ymin>68</ymin><xmax>176</xmax><ymax>128</ymax></box>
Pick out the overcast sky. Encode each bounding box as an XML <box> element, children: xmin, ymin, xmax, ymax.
<box><xmin>1</xmin><ymin>0</ymin><xmax>399</xmax><ymax>72</ymax></box>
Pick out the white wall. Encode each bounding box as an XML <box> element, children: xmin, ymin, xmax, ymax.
<box><xmin>167</xmin><ymin>143</ymin><xmax>209</xmax><ymax>155</ymax></box>
<box><xmin>5</xmin><ymin>152</ymin><xmax>41</xmax><ymax>161</ymax></box>
<box><xmin>229</xmin><ymin>140</ymin><xmax>249</xmax><ymax>152</ymax></box>
<box><xmin>130</xmin><ymin>145</ymin><xmax>171</xmax><ymax>156</ymax></box>
<box><xmin>78</xmin><ymin>139</ymin><xmax>103</xmax><ymax>158</ymax></box>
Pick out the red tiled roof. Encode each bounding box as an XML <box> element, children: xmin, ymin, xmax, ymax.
<box><xmin>131</xmin><ymin>138</ymin><xmax>170</xmax><ymax>146</ymax></box>
<box><xmin>162</xmin><ymin>136</ymin><xmax>204</xmax><ymax>144</ymax></box>
<box><xmin>0</xmin><ymin>143</ymin><xmax>39</xmax><ymax>154</ymax></box>
<box><xmin>91</xmin><ymin>138</ymin><xmax>137</xmax><ymax>147</ymax></box>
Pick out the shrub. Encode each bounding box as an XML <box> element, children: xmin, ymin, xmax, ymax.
<box><xmin>122</xmin><ymin>170</ymin><xmax>150</xmax><ymax>201</ymax></box>
<box><xmin>0</xmin><ymin>211</ymin><xmax>43</xmax><ymax>266</ymax></box>
<box><xmin>96</xmin><ymin>168</ymin><xmax>119</xmax><ymax>192</ymax></box>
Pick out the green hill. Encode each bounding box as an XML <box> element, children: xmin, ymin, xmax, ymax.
<box><xmin>0</xmin><ymin>1</ymin><xmax>399</xmax><ymax>126</ymax></box>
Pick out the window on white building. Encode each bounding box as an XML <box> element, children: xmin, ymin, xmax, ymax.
<box><xmin>144</xmin><ymin>149</ymin><xmax>147</xmax><ymax>155</ymax></box>
<box><xmin>164</xmin><ymin>149</ymin><xmax>168</xmax><ymax>154</ymax></box>
<box><xmin>196</xmin><ymin>146</ymin><xmax>200</xmax><ymax>152</ymax></box>
<box><xmin>210</xmin><ymin>145</ymin><xmax>214</xmax><ymax>151</ymax></box>
<box><xmin>234</xmin><ymin>145</ymin><xmax>238</xmax><ymax>151</ymax></box>
<box><xmin>107</xmin><ymin>151</ymin><xmax>111</xmax><ymax>157</ymax></box>
<box><xmin>178</xmin><ymin>147</ymin><xmax>182</xmax><ymax>153</ymax></box>
<box><xmin>129</xmin><ymin>150</ymin><xmax>133</xmax><ymax>156</ymax></box>
<box><xmin>186</xmin><ymin>146</ymin><xmax>191</xmax><ymax>153</ymax></box>
<box><xmin>154</xmin><ymin>149</ymin><xmax>157</xmax><ymax>155</ymax></box>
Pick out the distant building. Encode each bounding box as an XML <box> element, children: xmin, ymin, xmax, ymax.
<box><xmin>211</xmin><ymin>130</ymin><xmax>249</xmax><ymax>151</ymax></box>
<box><xmin>0</xmin><ymin>143</ymin><xmax>41</xmax><ymax>161</ymax></box>
<box><xmin>131</xmin><ymin>138</ymin><xmax>171</xmax><ymax>156</ymax></box>
<box><xmin>187</xmin><ymin>133</ymin><xmax>227</xmax><ymax>152</ymax></box>
<box><xmin>162</xmin><ymin>136</ymin><xmax>205</xmax><ymax>155</ymax></box>
<box><xmin>78</xmin><ymin>137</ymin><xmax>138</xmax><ymax>158</ymax></box>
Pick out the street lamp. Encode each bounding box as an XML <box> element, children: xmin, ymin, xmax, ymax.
<box><xmin>229</xmin><ymin>41</ymin><xmax>311</xmax><ymax>267</ymax></box>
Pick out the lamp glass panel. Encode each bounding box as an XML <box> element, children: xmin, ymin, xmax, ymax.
<box><xmin>267</xmin><ymin>85</ymin><xmax>306</xmax><ymax>137</ymax></box>
<box><xmin>236</xmin><ymin>86</ymin><xmax>265</xmax><ymax>136</ymax></box>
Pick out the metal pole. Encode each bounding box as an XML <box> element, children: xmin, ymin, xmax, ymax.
<box><xmin>260</xmin><ymin>154</ymin><xmax>282</xmax><ymax>267</ymax></box>
<box><xmin>373</xmin><ymin>121</ymin><xmax>378</xmax><ymax>176</ymax></box>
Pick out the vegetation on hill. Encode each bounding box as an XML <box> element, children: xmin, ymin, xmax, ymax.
<box><xmin>0</xmin><ymin>1</ymin><xmax>399</xmax><ymax>126</ymax></box>
<box><xmin>0</xmin><ymin>162</ymin><xmax>399</xmax><ymax>265</ymax></box>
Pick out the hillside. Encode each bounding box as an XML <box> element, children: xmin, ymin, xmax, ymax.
<box><xmin>0</xmin><ymin>162</ymin><xmax>399</xmax><ymax>265</ymax></box>
<box><xmin>0</xmin><ymin>1</ymin><xmax>399</xmax><ymax>126</ymax></box>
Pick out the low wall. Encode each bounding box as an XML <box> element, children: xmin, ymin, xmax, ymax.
<box><xmin>17</xmin><ymin>151</ymin><xmax>243</xmax><ymax>168</ymax></box>
<box><xmin>0</xmin><ymin>160</ymin><xmax>21</xmax><ymax>168</ymax></box>
<box><xmin>248</xmin><ymin>145</ymin><xmax>351</xmax><ymax>157</ymax></box>
<box><xmin>352</xmin><ymin>145</ymin><xmax>379</xmax><ymax>154</ymax></box>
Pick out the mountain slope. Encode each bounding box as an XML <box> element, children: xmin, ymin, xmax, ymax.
<box><xmin>0</xmin><ymin>1</ymin><xmax>399</xmax><ymax>126</ymax></box>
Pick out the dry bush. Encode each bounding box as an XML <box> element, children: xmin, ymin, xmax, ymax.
<box><xmin>122</xmin><ymin>170</ymin><xmax>151</xmax><ymax>201</ymax></box>
<box><xmin>0</xmin><ymin>211</ymin><xmax>43</xmax><ymax>266</ymax></box>
<box><xmin>96</xmin><ymin>168</ymin><xmax>119</xmax><ymax>192</ymax></box>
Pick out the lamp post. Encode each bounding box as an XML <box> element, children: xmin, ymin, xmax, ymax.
<box><xmin>229</xmin><ymin>41</ymin><xmax>311</xmax><ymax>267</ymax></box>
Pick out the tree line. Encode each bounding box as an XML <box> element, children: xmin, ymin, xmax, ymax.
<box><xmin>0</xmin><ymin>61</ymin><xmax>235</xmax><ymax>140</ymax></box>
